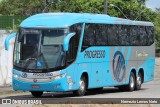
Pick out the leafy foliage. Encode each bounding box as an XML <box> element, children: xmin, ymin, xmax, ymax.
<box><xmin>154</xmin><ymin>9</ymin><xmax>160</xmax><ymax>48</ymax></box>
<box><xmin>0</xmin><ymin>0</ymin><xmax>44</xmax><ymax>16</ymax></box>
<box><xmin>0</xmin><ymin>0</ymin><xmax>159</xmax><ymax>48</ymax></box>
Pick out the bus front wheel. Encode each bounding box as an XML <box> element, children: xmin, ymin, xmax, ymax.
<box><xmin>73</xmin><ymin>76</ymin><xmax>87</xmax><ymax>96</ymax></box>
<box><xmin>31</xmin><ymin>91</ymin><xmax>43</xmax><ymax>97</ymax></box>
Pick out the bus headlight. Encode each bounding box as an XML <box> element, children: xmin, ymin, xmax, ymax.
<box><xmin>13</xmin><ymin>74</ymin><xmax>19</xmax><ymax>79</ymax></box>
<box><xmin>53</xmin><ymin>72</ymin><xmax>67</xmax><ymax>80</ymax></box>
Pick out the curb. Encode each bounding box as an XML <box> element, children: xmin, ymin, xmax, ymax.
<box><xmin>0</xmin><ymin>87</ymin><xmax>29</xmax><ymax>96</ymax></box>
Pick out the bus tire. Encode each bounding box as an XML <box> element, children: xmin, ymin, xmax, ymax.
<box><xmin>135</xmin><ymin>73</ymin><xmax>142</xmax><ymax>90</ymax></box>
<box><xmin>73</xmin><ymin>76</ymin><xmax>87</xmax><ymax>96</ymax></box>
<box><xmin>31</xmin><ymin>91</ymin><xmax>43</xmax><ymax>97</ymax></box>
<box><xmin>126</xmin><ymin>72</ymin><xmax>136</xmax><ymax>91</ymax></box>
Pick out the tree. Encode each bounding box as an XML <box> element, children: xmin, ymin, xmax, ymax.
<box><xmin>154</xmin><ymin>8</ymin><xmax>160</xmax><ymax>48</ymax></box>
<box><xmin>105</xmin><ymin>0</ymin><xmax>155</xmax><ymax>22</ymax></box>
<box><xmin>0</xmin><ymin>0</ymin><xmax>155</xmax><ymax>21</ymax></box>
<box><xmin>0</xmin><ymin>0</ymin><xmax>159</xmax><ymax>48</ymax></box>
<box><xmin>52</xmin><ymin>0</ymin><xmax>104</xmax><ymax>13</ymax></box>
<box><xmin>0</xmin><ymin>0</ymin><xmax>44</xmax><ymax>16</ymax></box>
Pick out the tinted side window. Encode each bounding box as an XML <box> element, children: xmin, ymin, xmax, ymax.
<box><xmin>82</xmin><ymin>24</ymin><xmax>96</xmax><ymax>51</ymax></box>
<box><xmin>139</xmin><ymin>26</ymin><xmax>147</xmax><ymax>46</ymax></box>
<box><xmin>118</xmin><ymin>25</ymin><xmax>129</xmax><ymax>46</ymax></box>
<box><xmin>95</xmin><ymin>24</ymin><xmax>108</xmax><ymax>45</ymax></box>
<box><xmin>108</xmin><ymin>25</ymin><xmax>119</xmax><ymax>46</ymax></box>
<box><xmin>82</xmin><ymin>24</ymin><xmax>154</xmax><ymax>47</ymax></box>
<box><xmin>146</xmin><ymin>26</ymin><xmax>154</xmax><ymax>45</ymax></box>
<box><xmin>67</xmin><ymin>23</ymin><xmax>82</xmax><ymax>63</ymax></box>
<box><xmin>130</xmin><ymin>26</ymin><xmax>139</xmax><ymax>46</ymax></box>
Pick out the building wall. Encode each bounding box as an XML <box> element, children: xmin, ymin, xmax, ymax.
<box><xmin>0</xmin><ymin>30</ymin><xmax>14</xmax><ymax>86</ymax></box>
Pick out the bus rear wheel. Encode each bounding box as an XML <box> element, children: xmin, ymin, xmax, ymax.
<box><xmin>135</xmin><ymin>73</ymin><xmax>142</xmax><ymax>90</ymax></box>
<box><xmin>31</xmin><ymin>91</ymin><xmax>43</xmax><ymax>97</ymax></box>
<box><xmin>73</xmin><ymin>76</ymin><xmax>87</xmax><ymax>96</ymax></box>
<box><xmin>126</xmin><ymin>72</ymin><xmax>136</xmax><ymax>91</ymax></box>
<box><xmin>119</xmin><ymin>72</ymin><xmax>136</xmax><ymax>91</ymax></box>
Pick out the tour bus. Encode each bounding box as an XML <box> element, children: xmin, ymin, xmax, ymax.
<box><xmin>5</xmin><ymin>13</ymin><xmax>155</xmax><ymax>97</ymax></box>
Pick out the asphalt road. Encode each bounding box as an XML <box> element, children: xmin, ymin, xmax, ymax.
<box><xmin>1</xmin><ymin>59</ymin><xmax>160</xmax><ymax>99</ymax></box>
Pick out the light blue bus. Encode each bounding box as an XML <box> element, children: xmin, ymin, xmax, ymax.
<box><xmin>5</xmin><ymin>13</ymin><xmax>155</xmax><ymax>97</ymax></box>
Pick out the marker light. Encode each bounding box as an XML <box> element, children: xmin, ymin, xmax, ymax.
<box><xmin>13</xmin><ymin>74</ymin><xmax>19</xmax><ymax>79</ymax></box>
<box><xmin>53</xmin><ymin>72</ymin><xmax>67</xmax><ymax>80</ymax></box>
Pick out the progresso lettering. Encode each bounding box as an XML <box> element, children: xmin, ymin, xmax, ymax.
<box><xmin>33</xmin><ymin>73</ymin><xmax>53</xmax><ymax>77</ymax></box>
<box><xmin>84</xmin><ymin>50</ymin><xmax>105</xmax><ymax>58</ymax></box>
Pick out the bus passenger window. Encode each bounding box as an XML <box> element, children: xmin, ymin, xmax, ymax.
<box><xmin>146</xmin><ymin>26</ymin><xmax>154</xmax><ymax>45</ymax></box>
<box><xmin>67</xmin><ymin>23</ymin><xmax>82</xmax><ymax>63</ymax></box>
<box><xmin>119</xmin><ymin>25</ymin><xmax>128</xmax><ymax>46</ymax></box>
<box><xmin>130</xmin><ymin>26</ymin><xmax>138</xmax><ymax>46</ymax></box>
<box><xmin>95</xmin><ymin>24</ymin><xmax>108</xmax><ymax>46</ymax></box>
<box><xmin>108</xmin><ymin>25</ymin><xmax>118</xmax><ymax>46</ymax></box>
<box><xmin>139</xmin><ymin>26</ymin><xmax>147</xmax><ymax>46</ymax></box>
<box><xmin>82</xmin><ymin>24</ymin><xmax>96</xmax><ymax>50</ymax></box>
<box><xmin>150</xmin><ymin>27</ymin><xmax>154</xmax><ymax>44</ymax></box>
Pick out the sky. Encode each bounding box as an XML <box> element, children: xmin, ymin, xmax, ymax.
<box><xmin>146</xmin><ymin>0</ymin><xmax>160</xmax><ymax>11</ymax></box>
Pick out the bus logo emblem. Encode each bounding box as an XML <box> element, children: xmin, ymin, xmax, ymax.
<box><xmin>33</xmin><ymin>79</ymin><xmax>37</xmax><ymax>83</ymax></box>
<box><xmin>113</xmin><ymin>51</ymin><xmax>126</xmax><ymax>82</ymax></box>
<box><xmin>22</xmin><ymin>73</ymin><xmax>27</xmax><ymax>78</ymax></box>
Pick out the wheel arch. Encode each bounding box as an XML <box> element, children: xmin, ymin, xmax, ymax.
<box><xmin>81</xmin><ymin>72</ymin><xmax>89</xmax><ymax>89</ymax></box>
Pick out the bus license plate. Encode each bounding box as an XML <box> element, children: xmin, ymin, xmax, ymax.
<box><xmin>31</xmin><ymin>85</ymin><xmax>40</xmax><ymax>89</ymax></box>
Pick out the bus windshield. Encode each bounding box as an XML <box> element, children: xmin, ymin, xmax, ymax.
<box><xmin>14</xmin><ymin>28</ymin><xmax>68</xmax><ymax>71</ymax></box>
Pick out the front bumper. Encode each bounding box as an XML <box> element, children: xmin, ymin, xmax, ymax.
<box><xmin>13</xmin><ymin>77</ymin><xmax>68</xmax><ymax>92</ymax></box>
<box><xmin>12</xmin><ymin>69</ymin><xmax>69</xmax><ymax>92</ymax></box>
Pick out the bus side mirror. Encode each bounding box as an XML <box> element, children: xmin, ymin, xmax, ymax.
<box><xmin>5</xmin><ymin>33</ymin><xmax>16</xmax><ymax>51</ymax></box>
<box><xmin>63</xmin><ymin>32</ymin><xmax>76</xmax><ymax>51</ymax></box>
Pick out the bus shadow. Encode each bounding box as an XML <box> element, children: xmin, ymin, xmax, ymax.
<box><xmin>38</xmin><ymin>87</ymin><xmax>122</xmax><ymax>98</ymax></box>
<box><xmin>4</xmin><ymin>87</ymin><xmax>148</xmax><ymax>99</ymax></box>
<box><xmin>41</xmin><ymin>87</ymin><xmax>148</xmax><ymax>98</ymax></box>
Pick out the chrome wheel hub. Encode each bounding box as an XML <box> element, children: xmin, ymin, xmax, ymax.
<box><xmin>137</xmin><ymin>75</ymin><xmax>142</xmax><ymax>86</ymax></box>
<box><xmin>79</xmin><ymin>80</ymin><xmax>85</xmax><ymax>91</ymax></box>
<box><xmin>130</xmin><ymin>76</ymin><xmax>134</xmax><ymax>88</ymax></box>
